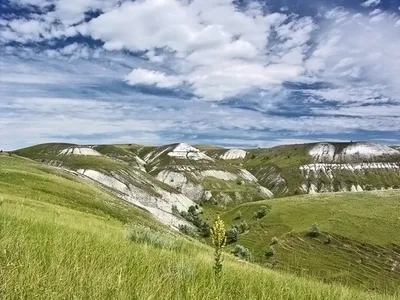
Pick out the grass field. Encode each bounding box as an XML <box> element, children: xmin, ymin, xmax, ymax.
<box><xmin>1</xmin><ymin>153</ymin><xmax>400</xmax><ymax>299</ymax></box>
<box><xmin>202</xmin><ymin>191</ymin><xmax>400</xmax><ymax>294</ymax></box>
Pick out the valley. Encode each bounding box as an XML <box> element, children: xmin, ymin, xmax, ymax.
<box><xmin>1</xmin><ymin>141</ymin><xmax>400</xmax><ymax>299</ymax></box>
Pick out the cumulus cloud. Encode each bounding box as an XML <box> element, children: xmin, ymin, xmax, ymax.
<box><xmin>87</xmin><ymin>0</ymin><xmax>314</xmax><ymax>100</ymax></box>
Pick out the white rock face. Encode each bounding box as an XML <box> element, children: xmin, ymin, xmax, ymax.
<box><xmin>309</xmin><ymin>143</ymin><xmax>335</xmax><ymax>161</ymax></box>
<box><xmin>238</xmin><ymin>169</ymin><xmax>258</xmax><ymax>182</ymax></box>
<box><xmin>200</xmin><ymin>170</ymin><xmax>238</xmax><ymax>181</ymax></box>
<box><xmin>156</xmin><ymin>170</ymin><xmax>204</xmax><ymax>201</ymax></box>
<box><xmin>220</xmin><ymin>149</ymin><xmax>247</xmax><ymax>160</ymax></box>
<box><xmin>167</xmin><ymin>143</ymin><xmax>213</xmax><ymax>161</ymax></box>
<box><xmin>60</xmin><ymin>147</ymin><xmax>101</xmax><ymax>156</ymax></box>
<box><xmin>259</xmin><ymin>186</ymin><xmax>274</xmax><ymax>198</ymax></box>
<box><xmin>300</xmin><ymin>162</ymin><xmax>400</xmax><ymax>173</ymax></box>
<box><xmin>341</xmin><ymin>142</ymin><xmax>399</xmax><ymax>158</ymax></box>
<box><xmin>76</xmin><ymin>169</ymin><xmax>196</xmax><ymax>229</ymax></box>
<box><xmin>309</xmin><ymin>142</ymin><xmax>400</xmax><ymax>162</ymax></box>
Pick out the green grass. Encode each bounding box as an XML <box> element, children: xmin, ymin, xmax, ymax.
<box><xmin>0</xmin><ymin>155</ymin><xmax>164</xmax><ymax>230</ymax></box>
<box><xmin>0</xmin><ymin>190</ymin><xmax>396</xmax><ymax>299</ymax></box>
<box><xmin>1</xmin><ymin>153</ymin><xmax>400</xmax><ymax>299</ymax></box>
<box><xmin>203</xmin><ymin>191</ymin><xmax>400</xmax><ymax>294</ymax></box>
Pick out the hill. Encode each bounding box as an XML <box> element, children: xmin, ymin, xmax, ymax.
<box><xmin>0</xmin><ymin>153</ymin><xmax>398</xmax><ymax>299</ymax></box>
<box><xmin>203</xmin><ymin>191</ymin><xmax>400</xmax><ymax>293</ymax></box>
<box><xmin>241</xmin><ymin>142</ymin><xmax>400</xmax><ymax>196</ymax></box>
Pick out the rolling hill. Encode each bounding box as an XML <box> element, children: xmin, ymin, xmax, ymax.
<box><xmin>1</xmin><ymin>152</ymin><xmax>399</xmax><ymax>299</ymax></box>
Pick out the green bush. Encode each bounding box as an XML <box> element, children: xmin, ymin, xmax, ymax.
<box><xmin>171</xmin><ymin>205</ymin><xmax>179</xmax><ymax>216</ymax></box>
<box><xmin>178</xmin><ymin>224</ymin><xmax>197</xmax><ymax>238</ymax></box>
<box><xmin>265</xmin><ymin>246</ymin><xmax>275</xmax><ymax>258</ymax></box>
<box><xmin>232</xmin><ymin>245</ymin><xmax>251</xmax><ymax>261</ymax></box>
<box><xmin>253</xmin><ymin>205</ymin><xmax>269</xmax><ymax>219</ymax></box>
<box><xmin>238</xmin><ymin>221</ymin><xmax>249</xmax><ymax>233</ymax></box>
<box><xmin>226</xmin><ymin>227</ymin><xmax>238</xmax><ymax>244</ymax></box>
<box><xmin>234</xmin><ymin>210</ymin><xmax>242</xmax><ymax>220</ymax></box>
<box><xmin>309</xmin><ymin>223</ymin><xmax>320</xmax><ymax>238</ymax></box>
<box><xmin>179</xmin><ymin>206</ymin><xmax>210</xmax><ymax>237</ymax></box>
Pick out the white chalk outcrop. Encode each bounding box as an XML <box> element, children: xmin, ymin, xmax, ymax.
<box><xmin>156</xmin><ymin>166</ymin><xmax>272</xmax><ymax>202</ymax></box>
<box><xmin>300</xmin><ymin>162</ymin><xmax>400</xmax><ymax>175</ymax></box>
<box><xmin>156</xmin><ymin>170</ymin><xmax>205</xmax><ymax>201</ymax></box>
<box><xmin>220</xmin><ymin>149</ymin><xmax>247</xmax><ymax>160</ymax></box>
<box><xmin>341</xmin><ymin>142</ymin><xmax>399</xmax><ymax>158</ymax></box>
<box><xmin>60</xmin><ymin>147</ymin><xmax>101</xmax><ymax>156</ymax></box>
<box><xmin>309</xmin><ymin>142</ymin><xmax>400</xmax><ymax>162</ymax></box>
<box><xmin>76</xmin><ymin>169</ymin><xmax>196</xmax><ymax>229</ymax></box>
<box><xmin>167</xmin><ymin>143</ymin><xmax>214</xmax><ymax>161</ymax></box>
<box><xmin>309</xmin><ymin>143</ymin><xmax>335</xmax><ymax>162</ymax></box>
<box><xmin>200</xmin><ymin>170</ymin><xmax>238</xmax><ymax>181</ymax></box>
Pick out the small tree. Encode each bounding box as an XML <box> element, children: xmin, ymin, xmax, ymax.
<box><xmin>226</xmin><ymin>227</ymin><xmax>238</xmax><ymax>244</ymax></box>
<box><xmin>210</xmin><ymin>215</ymin><xmax>227</xmax><ymax>279</ymax></box>
<box><xmin>309</xmin><ymin>223</ymin><xmax>320</xmax><ymax>238</ymax></box>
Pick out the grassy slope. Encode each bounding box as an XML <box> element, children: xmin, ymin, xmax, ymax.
<box><xmin>243</xmin><ymin>145</ymin><xmax>310</xmax><ymax>194</ymax></box>
<box><xmin>0</xmin><ymin>154</ymin><xmax>163</xmax><ymax>229</ymax></box>
<box><xmin>202</xmin><ymin>191</ymin><xmax>400</xmax><ymax>293</ymax></box>
<box><xmin>0</xmin><ymin>154</ymin><xmax>396</xmax><ymax>299</ymax></box>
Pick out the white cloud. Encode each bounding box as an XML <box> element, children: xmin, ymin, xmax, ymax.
<box><xmin>2</xmin><ymin>1</ymin><xmax>400</xmax><ymax>148</ymax></box>
<box><xmin>361</xmin><ymin>0</ymin><xmax>381</xmax><ymax>8</ymax></box>
<box><xmin>312</xmin><ymin>105</ymin><xmax>400</xmax><ymax>117</ymax></box>
<box><xmin>87</xmin><ymin>0</ymin><xmax>314</xmax><ymax>100</ymax></box>
<box><xmin>124</xmin><ymin>68</ymin><xmax>184</xmax><ymax>88</ymax></box>
<box><xmin>305</xmin><ymin>9</ymin><xmax>400</xmax><ymax>104</ymax></box>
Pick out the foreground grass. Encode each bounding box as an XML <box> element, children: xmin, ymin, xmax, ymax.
<box><xmin>0</xmin><ymin>198</ymin><xmax>396</xmax><ymax>300</ymax></box>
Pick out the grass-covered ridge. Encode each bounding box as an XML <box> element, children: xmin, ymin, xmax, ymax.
<box><xmin>14</xmin><ymin>141</ymin><xmax>400</xmax><ymax>198</ymax></box>
<box><xmin>202</xmin><ymin>191</ymin><xmax>400</xmax><ymax>293</ymax></box>
<box><xmin>0</xmin><ymin>153</ymin><xmax>398</xmax><ymax>299</ymax></box>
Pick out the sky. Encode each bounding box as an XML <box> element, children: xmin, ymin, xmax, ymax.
<box><xmin>1</xmin><ymin>0</ymin><xmax>400</xmax><ymax>150</ymax></box>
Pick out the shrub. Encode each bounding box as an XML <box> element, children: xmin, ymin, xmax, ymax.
<box><xmin>309</xmin><ymin>223</ymin><xmax>320</xmax><ymax>238</ymax></box>
<box><xmin>232</xmin><ymin>245</ymin><xmax>251</xmax><ymax>261</ymax></box>
<box><xmin>178</xmin><ymin>224</ymin><xmax>197</xmax><ymax>238</ymax></box>
<box><xmin>226</xmin><ymin>227</ymin><xmax>238</xmax><ymax>244</ymax></box>
<box><xmin>253</xmin><ymin>205</ymin><xmax>269</xmax><ymax>219</ymax></box>
<box><xmin>325</xmin><ymin>234</ymin><xmax>332</xmax><ymax>244</ymax></box>
<box><xmin>234</xmin><ymin>210</ymin><xmax>242</xmax><ymax>220</ymax></box>
<box><xmin>238</xmin><ymin>221</ymin><xmax>249</xmax><ymax>234</ymax></box>
<box><xmin>188</xmin><ymin>205</ymin><xmax>197</xmax><ymax>215</ymax></box>
<box><xmin>130</xmin><ymin>226</ymin><xmax>183</xmax><ymax>251</ymax></box>
<box><xmin>265</xmin><ymin>246</ymin><xmax>275</xmax><ymax>258</ymax></box>
<box><xmin>271</xmin><ymin>237</ymin><xmax>279</xmax><ymax>245</ymax></box>
<box><xmin>236</xmin><ymin>180</ymin><xmax>243</xmax><ymax>185</ymax></box>
<box><xmin>198</xmin><ymin>221</ymin><xmax>211</xmax><ymax>238</ymax></box>
<box><xmin>179</xmin><ymin>206</ymin><xmax>210</xmax><ymax>237</ymax></box>
<box><xmin>171</xmin><ymin>205</ymin><xmax>180</xmax><ymax>216</ymax></box>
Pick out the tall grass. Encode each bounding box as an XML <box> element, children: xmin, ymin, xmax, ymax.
<box><xmin>0</xmin><ymin>200</ymin><xmax>396</xmax><ymax>300</ymax></box>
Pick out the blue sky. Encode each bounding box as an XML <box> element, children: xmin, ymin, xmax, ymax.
<box><xmin>1</xmin><ymin>0</ymin><xmax>400</xmax><ymax>150</ymax></box>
